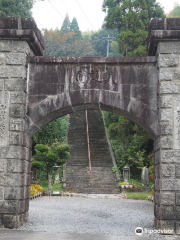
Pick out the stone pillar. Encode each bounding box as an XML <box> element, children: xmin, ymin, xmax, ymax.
<box><xmin>0</xmin><ymin>18</ymin><xmax>44</xmax><ymax>228</ymax></box>
<box><xmin>149</xmin><ymin>18</ymin><xmax>180</xmax><ymax>235</ymax></box>
<box><xmin>53</xmin><ymin>166</ymin><xmax>60</xmax><ymax>185</ymax></box>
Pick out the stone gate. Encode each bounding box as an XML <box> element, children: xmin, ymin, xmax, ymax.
<box><xmin>0</xmin><ymin>17</ymin><xmax>180</xmax><ymax>234</ymax></box>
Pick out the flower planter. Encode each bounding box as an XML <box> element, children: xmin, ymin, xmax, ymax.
<box><xmin>120</xmin><ymin>185</ymin><xmax>133</xmax><ymax>188</ymax></box>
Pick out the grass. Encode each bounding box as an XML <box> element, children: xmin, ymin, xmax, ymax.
<box><xmin>40</xmin><ymin>180</ymin><xmax>63</xmax><ymax>191</ymax></box>
<box><xmin>125</xmin><ymin>192</ymin><xmax>150</xmax><ymax>200</ymax></box>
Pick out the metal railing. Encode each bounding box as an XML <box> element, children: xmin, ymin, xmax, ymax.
<box><xmin>85</xmin><ymin>110</ymin><xmax>92</xmax><ymax>183</ymax></box>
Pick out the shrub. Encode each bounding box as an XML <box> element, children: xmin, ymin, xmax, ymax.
<box><xmin>30</xmin><ymin>184</ymin><xmax>43</xmax><ymax>196</ymax></box>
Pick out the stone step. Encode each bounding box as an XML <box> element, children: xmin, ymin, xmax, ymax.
<box><xmin>66</xmin><ymin>110</ymin><xmax>118</xmax><ymax>194</ymax></box>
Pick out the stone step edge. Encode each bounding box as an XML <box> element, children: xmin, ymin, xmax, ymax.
<box><xmin>63</xmin><ymin>192</ymin><xmax>125</xmax><ymax>199</ymax></box>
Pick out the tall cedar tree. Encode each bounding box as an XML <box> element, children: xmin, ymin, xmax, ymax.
<box><xmin>44</xmin><ymin>15</ymin><xmax>97</xmax><ymax>57</ymax></box>
<box><xmin>0</xmin><ymin>0</ymin><xmax>34</xmax><ymax>17</ymax></box>
<box><xmin>102</xmin><ymin>0</ymin><xmax>165</xmax><ymax>56</ymax></box>
<box><xmin>60</xmin><ymin>14</ymin><xmax>71</xmax><ymax>33</ymax></box>
<box><xmin>70</xmin><ymin>17</ymin><xmax>82</xmax><ymax>40</ymax></box>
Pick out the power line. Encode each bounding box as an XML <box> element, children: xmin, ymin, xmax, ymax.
<box><xmin>35</xmin><ymin>19</ymin><xmax>46</xmax><ymax>29</ymax></box>
<box><xmin>60</xmin><ymin>0</ymin><xmax>73</xmax><ymax>18</ymax></box>
<box><xmin>75</xmin><ymin>0</ymin><xmax>96</xmax><ymax>31</ymax></box>
<box><xmin>48</xmin><ymin>0</ymin><xmax>64</xmax><ymax>19</ymax></box>
<box><xmin>60</xmin><ymin>0</ymin><xmax>85</xmax><ymax>32</ymax></box>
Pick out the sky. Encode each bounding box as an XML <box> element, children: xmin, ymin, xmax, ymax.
<box><xmin>32</xmin><ymin>0</ymin><xmax>180</xmax><ymax>32</ymax></box>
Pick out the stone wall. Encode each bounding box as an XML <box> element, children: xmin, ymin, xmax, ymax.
<box><xmin>148</xmin><ymin>18</ymin><xmax>180</xmax><ymax>235</ymax></box>
<box><xmin>0</xmin><ymin>18</ymin><xmax>44</xmax><ymax>228</ymax></box>
<box><xmin>154</xmin><ymin>42</ymin><xmax>180</xmax><ymax>234</ymax></box>
<box><xmin>0</xmin><ymin>40</ymin><xmax>32</xmax><ymax>228</ymax></box>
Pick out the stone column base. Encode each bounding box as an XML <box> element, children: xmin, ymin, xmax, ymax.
<box><xmin>54</xmin><ymin>180</ymin><xmax>60</xmax><ymax>185</ymax></box>
<box><xmin>2</xmin><ymin>213</ymin><xmax>27</xmax><ymax>229</ymax></box>
<box><xmin>154</xmin><ymin>218</ymin><xmax>175</xmax><ymax>235</ymax></box>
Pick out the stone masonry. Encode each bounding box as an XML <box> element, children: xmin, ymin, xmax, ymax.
<box><xmin>0</xmin><ymin>18</ymin><xmax>44</xmax><ymax>228</ymax></box>
<box><xmin>149</xmin><ymin>18</ymin><xmax>180</xmax><ymax>235</ymax></box>
<box><xmin>0</xmin><ymin>17</ymin><xmax>180</xmax><ymax>234</ymax></box>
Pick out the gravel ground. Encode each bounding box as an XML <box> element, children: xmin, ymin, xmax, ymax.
<box><xmin>19</xmin><ymin>196</ymin><xmax>165</xmax><ymax>238</ymax></box>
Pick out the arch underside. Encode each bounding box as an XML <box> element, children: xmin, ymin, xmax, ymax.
<box><xmin>26</xmin><ymin>89</ymin><xmax>158</xmax><ymax>139</ymax></box>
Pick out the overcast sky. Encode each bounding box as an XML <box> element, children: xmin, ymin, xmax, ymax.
<box><xmin>32</xmin><ymin>0</ymin><xmax>180</xmax><ymax>31</ymax></box>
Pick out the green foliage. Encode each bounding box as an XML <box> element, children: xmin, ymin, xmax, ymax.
<box><xmin>112</xmin><ymin>166</ymin><xmax>118</xmax><ymax>173</ymax></box>
<box><xmin>33</xmin><ymin>141</ymin><xmax>70</xmax><ymax>174</ymax></box>
<box><xmin>0</xmin><ymin>0</ymin><xmax>34</xmax><ymax>17</ymax></box>
<box><xmin>33</xmin><ymin>116</ymin><xmax>69</xmax><ymax>145</ymax></box>
<box><xmin>70</xmin><ymin>17</ymin><xmax>82</xmax><ymax>40</ymax></box>
<box><xmin>167</xmin><ymin>4</ymin><xmax>180</xmax><ymax>17</ymax></box>
<box><xmin>61</xmin><ymin>14</ymin><xmax>71</xmax><ymax>33</ymax></box>
<box><xmin>40</xmin><ymin>181</ymin><xmax>63</xmax><ymax>191</ymax></box>
<box><xmin>102</xmin><ymin>0</ymin><xmax>165</xmax><ymax>56</ymax></box>
<box><xmin>91</xmin><ymin>25</ymin><xmax>119</xmax><ymax>57</ymax></box>
<box><xmin>50</xmin><ymin>141</ymin><xmax>70</xmax><ymax>166</ymax></box>
<box><xmin>31</xmin><ymin>160</ymin><xmax>43</xmax><ymax>169</ymax></box>
<box><xmin>44</xmin><ymin>26</ymin><xmax>97</xmax><ymax>57</ymax></box>
<box><xmin>103</xmin><ymin>112</ymin><xmax>154</xmax><ymax>178</ymax></box>
<box><xmin>109</xmin><ymin>41</ymin><xmax>123</xmax><ymax>57</ymax></box>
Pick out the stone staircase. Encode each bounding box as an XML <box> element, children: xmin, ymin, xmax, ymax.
<box><xmin>65</xmin><ymin>110</ymin><xmax>119</xmax><ymax>194</ymax></box>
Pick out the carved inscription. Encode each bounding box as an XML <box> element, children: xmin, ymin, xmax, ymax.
<box><xmin>176</xmin><ymin>165</ymin><xmax>180</xmax><ymax>177</ymax></box>
<box><xmin>174</xmin><ymin>96</ymin><xmax>180</xmax><ymax>149</ymax></box>
<box><xmin>176</xmin><ymin>193</ymin><xmax>180</xmax><ymax>205</ymax></box>
<box><xmin>9</xmin><ymin>132</ymin><xmax>20</xmax><ymax>145</ymax></box>
<box><xmin>10</xmin><ymin>119</ymin><xmax>23</xmax><ymax>131</ymax></box>
<box><xmin>89</xmin><ymin>69</ymin><xmax>99</xmax><ymax>81</ymax></box>
<box><xmin>76</xmin><ymin>67</ymin><xmax>114</xmax><ymax>84</ymax></box>
<box><xmin>76</xmin><ymin>69</ymin><xmax>87</xmax><ymax>83</ymax></box>
<box><xmin>0</xmin><ymin>159</ymin><xmax>5</xmax><ymax>172</ymax></box>
<box><xmin>0</xmin><ymin>92</ymin><xmax>9</xmax><ymax>104</ymax></box>
<box><xmin>0</xmin><ymin>104</ymin><xmax>8</xmax><ymax>145</ymax></box>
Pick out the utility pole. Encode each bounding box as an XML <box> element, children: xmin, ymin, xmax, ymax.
<box><xmin>103</xmin><ymin>35</ymin><xmax>116</xmax><ymax>57</ymax></box>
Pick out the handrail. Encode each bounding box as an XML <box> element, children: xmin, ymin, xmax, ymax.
<box><xmin>85</xmin><ymin>110</ymin><xmax>92</xmax><ymax>183</ymax></box>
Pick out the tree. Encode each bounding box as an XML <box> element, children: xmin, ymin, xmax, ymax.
<box><xmin>103</xmin><ymin>112</ymin><xmax>154</xmax><ymax>178</ymax></box>
<box><xmin>167</xmin><ymin>4</ymin><xmax>180</xmax><ymax>18</ymax></box>
<box><xmin>32</xmin><ymin>142</ymin><xmax>70</xmax><ymax>190</ymax></box>
<box><xmin>33</xmin><ymin>116</ymin><xmax>69</xmax><ymax>146</ymax></box>
<box><xmin>91</xmin><ymin>25</ymin><xmax>119</xmax><ymax>57</ymax></box>
<box><xmin>0</xmin><ymin>0</ymin><xmax>34</xmax><ymax>17</ymax></box>
<box><xmin>102</xmin><ymin>0</ymin><xmax>165</xmax><ymax>56</ymax></box>
<box><xmin>44</xmin><ymin>29</ymin><xmax>97</xmax><ymax>57</ymax></box>
<box><xmin>109</xmin><ymin>41</ymin><xmax>123</xmax><ymax>57</ymax></box>
<box><xmin>61</xmin><ymin>14</ymin><xmax>71</xmax><ymax>33</ymax></box>
<box><xmin>44</xmin><ymin>15</ymin><xmax>97</xmax><ymax>57</ymax></box>
<box><xmin>70</xmin><ymin>17</ymin><xmax>82</xmax><ymax>40</ymax></box>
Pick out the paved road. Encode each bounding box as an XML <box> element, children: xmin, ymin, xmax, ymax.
<box><xmin>0</xmin><ymin>230</ymin><xmax>179</xmax><ymax>240</ymax></box>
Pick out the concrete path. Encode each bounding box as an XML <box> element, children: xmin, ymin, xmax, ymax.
<box><xmin>0</xmin><ymin>229</ymin><xmax>179</xmax><ymax>240</ymax></box>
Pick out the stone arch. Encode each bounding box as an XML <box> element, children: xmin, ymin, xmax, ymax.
<box><xmin>26</xmin><ymin>93</ymin><xmax>158</xmax><ymax>140</ymax></box>
<box><xmin>0</xmin><ymin>17</ymin><xmax>180</xmax><ymax>235</ymax></box>
<box><xmin>26</xmin><ymin>57</ymin><xmax>158</xmax><ymax>139</ymax></box>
